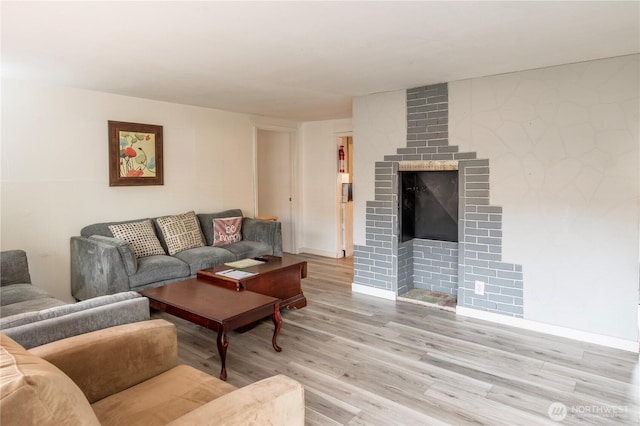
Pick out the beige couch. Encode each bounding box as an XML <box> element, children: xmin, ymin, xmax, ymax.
<box><xmin>0</xmin><ymin>319</ymin><xmax>305</xmax><ymax>425</ymax></box>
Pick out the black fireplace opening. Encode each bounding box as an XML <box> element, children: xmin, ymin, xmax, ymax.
<box><xmin>400</xmin><ymin>171</ymin><xmax>459</xmax><ymax>243</ymax></box>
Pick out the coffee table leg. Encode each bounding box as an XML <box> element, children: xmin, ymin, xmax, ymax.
<box><xmin>272</xmin><ymin>304</ymin><xmax>282</xmax><ymax>352</ymax></box>
<box><xmin>216</xmin><ymin>328</ymin><xmax>228</xmax><ymax>381</ymax></box>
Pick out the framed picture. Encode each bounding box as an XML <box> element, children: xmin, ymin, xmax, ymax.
<box><xmin>108</xmin><ymin>121</ymin><xmax>163</xmax><ymax>186</ymax></box>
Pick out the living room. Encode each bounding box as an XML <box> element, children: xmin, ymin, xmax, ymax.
<box><xmin>1</xmin><ymin>1</ymin><xmax>639</xmax><ymax>424</ymax></box>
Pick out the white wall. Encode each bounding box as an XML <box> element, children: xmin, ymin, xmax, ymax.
<box><xmin>299</xmin><ymin>119</ymin><xmax>352</xmax><ymax>257</ymax></box>
<box><xmin>1</xmin><ymin>78</ymin><xmax>257</xmax><ymax>302</ymax></box>
<box><xmin>352</xmin><ymin>90</ymin><xmax>407</xmax><ymax>245</ymax></box>
<box><xmin>449</xmin><ymin>55</ymin><xmax>639</xmax><ymax>341</ymax></box>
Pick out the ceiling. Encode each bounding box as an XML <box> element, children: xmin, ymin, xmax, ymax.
<box><xmin>2</xmin><ymin>1</ymin><xmax>639</xmax><ymax>121</ymax></box>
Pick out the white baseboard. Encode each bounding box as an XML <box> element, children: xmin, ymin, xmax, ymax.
<box><xmin>297</xmin><ymin>248</ymin><xmax>341</xmax><ymax>258</ymax></box>
<box><xmin>456</xmin><ymin>306</ymin><xmax>639</xmax><ymax>353</ymax></box>
<box><xmin>351</xmin><ymin>283</ymin><xmax>397</xmax><ymax>301</ymax></box>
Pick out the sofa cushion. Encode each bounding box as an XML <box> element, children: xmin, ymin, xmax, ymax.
<box><xmin>212</xmin><ymin>216</ymin><xmax>243</xmax><ymax>246</ymax></box>
<box><xmin>197</xmin><ymin>209</ymin><xmax>243</xmax><ymax>246</ymax></box>
<box><xmin>0</xmin><ymin>284</ymin><xmax>54</xmax><ymax>307</ymax></box>
<box><xmin>155</xmin><ymin>211</ymin><xmax>205</xmax><ymax>255</ymax></box>
<box><xmin>109</xmin><ymin>220</ymin><xmax>166</xmax><ymax>258</ymax></box>
<box><xmin>0</xmin><ymin>296</ymin><xmax>67</xmax><ymax>319</ymax></box>
<box><xmin>0</xmin><ymin>334</ymin><xmax>100</xmax><ymax>426</ymax></box>
<box><xmin>128</xmin><ymin>255</ymin><xmax>190</xmax><ymax>289</ymax></box>
<box><xmin>91</xmin><ymin>364</ymin><xmax>236</xmax><ymax>426</ymax></box>
<box><xmin>173</xmin><ymin>247</ymin><xmax>237</xmax><ymax>275</ymax></box>
<box><xmin>222</xmin><ymin>241</ymin><xmax>273</xmax><ymax>260</ymax></box>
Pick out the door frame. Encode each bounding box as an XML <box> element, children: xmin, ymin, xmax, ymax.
<box><xmin>252</xmin><ymin>121</ymin><xmax>299</xmax><ymax>254</ymax></box>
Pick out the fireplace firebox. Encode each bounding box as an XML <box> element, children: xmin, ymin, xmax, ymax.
<box><xmin>400</xmin><ymin>171</ymin><xmax>459</xmax><ymax>243</ymax></box>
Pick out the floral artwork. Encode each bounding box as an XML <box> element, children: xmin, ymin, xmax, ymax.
<box><xmin>108</xmin><ymin>121</ymin><xmax>163</xmax><ymax>186</ymax></box>
<box><xmin>119</xmin><ymin>131</ymin><xmax>156</xmax><ymax>177</ymax></box>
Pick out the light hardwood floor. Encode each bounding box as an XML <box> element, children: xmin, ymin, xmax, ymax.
<box><xmin>153</xmin><ymin>254</ymin><xmax>639</xmax><ymax>425</ymax></box>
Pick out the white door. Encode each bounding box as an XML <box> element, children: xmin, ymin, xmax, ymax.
<box><xmin>256</xmin><ymin>129</ymin><xmax>294</xmax><ymax>253</ymax></box>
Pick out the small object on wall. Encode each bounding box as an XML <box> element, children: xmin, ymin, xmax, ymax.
<box><xmin>338</xmin><ymin>145</ymin><xmax>345</xmax><ymax>173</ymax></box>
<box><xmin>108</xmin><ymin>121</ymin><xmax>163</xmax><ymax>186</ymax></box>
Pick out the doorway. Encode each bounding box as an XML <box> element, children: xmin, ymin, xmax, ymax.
<box><xmin>256</xmin><ymin>129</ymin><xmax>294</xmax><ymax>253</ymax></box>
<box><xmin>338</xmin><ymin>136</ymin><xmax>353</xmax><ymax>257</ymax></box>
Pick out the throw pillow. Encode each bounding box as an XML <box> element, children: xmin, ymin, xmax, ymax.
<box><xmin>108</xmin><ymin>220</ymin><xmax>165</xmax><ymax>258</ymax></box>
<box><xmin>212</xmin><ymin>216</ymin><xmax>242</xmax><ymax>246</ymax></box>
<box><xmin>156</xmin><ymin>211</ymin><xmax>205</xmax><ymax>255</ymax></box>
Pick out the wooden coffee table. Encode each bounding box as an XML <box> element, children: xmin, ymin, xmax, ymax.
<box><xmin>140</xmin><ymin>279</ymin><xmax>281</xmax><ymax>381</ymax></box>
<box><xmin>197</xmin><ymin>254</ymin><xmax>307</xmax><ymax>309</ymax></box>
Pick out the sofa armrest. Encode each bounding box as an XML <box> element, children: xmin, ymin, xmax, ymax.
<box><xmin>242</xmin><ymin>218</ymin><xmax>283</xmax><ymax>256</ymax></box>
<box><xmin>0</xmin><ymin>249</ymin><xmax>31</xmax><ymax>286</ymax></box>
<box><xmin>1</xmin><ymin>292</ymin><xmax>150</xmax><ymax>349</ymax></box>
<box><xmin>30</xmin><ymin>319</ymin><xmax>177</xmax><ymax>404</ymax></box>
<box><xmin>89</xmin><ymin>235</ymin><xmax>137</xmax><ymax>275</ymax></box>
<box><xmin>70</xmin><ymin>236</ymin><xmax>130</xmax><ymax>300</ymax></box>
<box><xmin>167</xmin><ymin>374</ymin><xmax>305</xmax><ymax>426</ymax></box>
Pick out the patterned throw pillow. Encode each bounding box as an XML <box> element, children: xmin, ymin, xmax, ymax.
<box><xmin>212</xmin><ymin>217</ymin><xmax>242</xmax><ymax>246</ymax></box>
<box><xmin>108</xmin><ymin>220</ymin><xmax>165</xmax><ymax>259</ymax></box>
<box><xmin>156</xmin><ymin>211</ymin><xmax>205</xmax><ymax>255</ymax></box>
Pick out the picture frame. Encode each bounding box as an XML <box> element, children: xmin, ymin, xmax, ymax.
<box><xmin>108</xmin><ymin>121</ymin><xmax>163</xmax><ymax>186</ymax></box>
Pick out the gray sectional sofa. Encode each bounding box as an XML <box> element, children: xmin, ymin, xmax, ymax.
<box><xmin>70</xmin><ymin>209</ymin><xmax>282</xmax><ymax>300</ymax></box>
<box><xmin>0</xmin><ymin>250</ymin><xmax>150</xmax><ymax>349</ymax></box>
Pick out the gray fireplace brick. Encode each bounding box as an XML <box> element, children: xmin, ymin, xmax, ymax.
<box><xmin>500</xmin><ymin>287</ymin><xmax>522</xmax><ymax>296</ymax></box>
<box><xmin>488</xmin><ymin>293</ymin><xmax>514</xmax><ymax>304</ymax></box>
<box><xmin>497</xmin><ymin>304</ymin><xmax>523</xmax><ymax>315</ymax></box>
<box><xmin>466</xmin><ymin>213</ymin><xmax>489</xmax><ymax>221</ymax></box>
<box><xmin>431</xmin><ymin>153</ymin><xmax>454</xmax><ymax>160</ymax></box>
<box><xmin>478</xmin><ymin>221</ymin><xmax>501</xmax><ymax>230</ymax></box>
<box><xmin>437</xmin><ymin>145</ymin><xmax>458</xmax><ymax>153</ymax></box>
<box><xmin>477</xmin><ymin>252</ymin><xmax>502</xmax><ymax>261</ymax></box>
<box><xmin>489</xmin><ymin>261</ymin><xmax>514</xmax><ymax>271</ymax></box>
<box><xmin>466</xmin><ymin>228</ymin><xmax>489</xmax><ymax>236</ymax></box>
<box><xmin>466</xmin><ymin>190</ymin><xmax>490</xmax><ymax>198</ymax></box>
<box><xmin>466</xmin><ymin>174</ymin><xmax>490</xmax><ymax>182</ymax></box>
<box><xmin>467</xmin><ymin>182</ymin><xmax>490</xmax><ymax>190</ymax></box>
<box><xmin>472</xmin><ymin>299</ymin><xmax>497</xmax><ymax>309</ymax></box>
<box><xmin>478</xmin><ymin>237</ymin><xmax>502</xmax><ymax>246</ymax></box>
<box><xmin>427</xmin><ymin>96</ymin><xmax>448</xmax><ymax>105</ymax></box>
<box><xmin>407</xmin><ymin>112</ymin><xmax>427</xmax><ymax>120</ymax></box>
<box><xmin>408</xmin><ymin>99</ymin><xmax>427</xmax><ymax>107</ymax></box>
<box><xmin>402</xmin><ymin>154</ymin><xmax>423</xmax><ymax>161</ymax></box>
<box><xmin>467</xmin><ymin>259</ymin><xmax>489</xmax><ymax>268</ymax></box>
<box><xmin>454</xmin><ymin>152</ymin><xmax>477</xmax><ymax>160</ymax></box>
<box><xmin>489</xmin><ymin>277</ymin><xmax>517</xmax><ymax>287</ymax></box>
<box><xmin>478</xmin><ymin>206</ymin><xmax>502</xmax><ymax>214</ymax></box>
<box><xmin>408</xmin><ymin>140</ymin><xmax>428</xmax><ymax>148</ymax></box>
<box><xmin>489</xmin><ymin>245</ymin><xmax>502</xmax><ymax>254</ymax></box>
<box><xmin>497</xmin><ymin>270</ymin><xmax>523</xmax><ymax>280</ymax></box>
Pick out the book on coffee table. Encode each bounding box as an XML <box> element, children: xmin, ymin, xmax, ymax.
<box><xmin>224</xmin><ymin>258</ymin><xmax>265</xmax><ymax>268</ymax></box>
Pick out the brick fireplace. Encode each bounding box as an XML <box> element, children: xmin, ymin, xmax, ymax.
<box><xmin>353</xmin><ymin>83</ymin><xmax>524</xmax><ymax>318</ymax></box>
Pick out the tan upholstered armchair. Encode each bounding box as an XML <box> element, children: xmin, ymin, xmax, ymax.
<box><xmin>0</xmin><ymin>319</ymin><xmax>304</xmax><ymax>425</ymax></box>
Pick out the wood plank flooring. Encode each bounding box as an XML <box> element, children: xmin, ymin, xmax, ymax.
<box><xmin>152</xmin><ymin>254</ymin><xmax>639</xmax><ymax>425</ymax></box>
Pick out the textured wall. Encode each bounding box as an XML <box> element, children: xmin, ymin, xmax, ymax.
<box><xmin>450</xmin><ymin>55</ymin><xmax>639</xmax><ymax>339</ymax></box>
